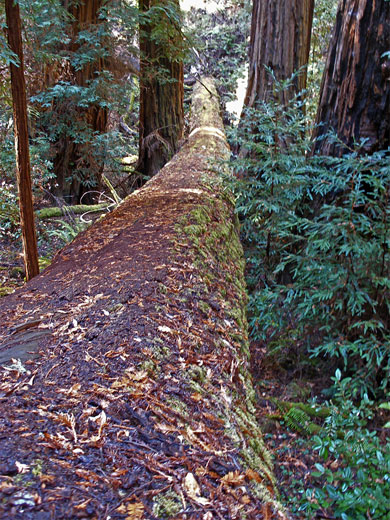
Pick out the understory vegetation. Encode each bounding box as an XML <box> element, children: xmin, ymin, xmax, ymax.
<box><xmin>228</xmin><ymin>77</ymin><xmax>390</xmax><ymax>518</ymax></box>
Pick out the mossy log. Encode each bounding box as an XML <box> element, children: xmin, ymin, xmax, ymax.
<box><xmin>36</xmin><ymin>203</ymin><xmax>110</xmax><ymax>219</ymax></box>
<box><xmin>0</xmin><ymin>79</ymin><xmax>285</xmax><ymax>519</ymax></box>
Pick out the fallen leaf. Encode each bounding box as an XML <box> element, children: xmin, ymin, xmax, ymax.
<box><xmin>15</xmin><ymin>461</ymin><xmax>29</xmax><ymax>474</ymax></box>
<box><xmin>158</xmin><ymin>325</ymin><xmax>173</xmax><ymax>334</ymax></box>
<box><xmin>81</xmin><ymin>411</ymin><xmax>107</xmax><ymax>443</ymax></box>
<box><xmin>116</xmin><ymin>502</ymin><xmax>144</xmax><ymax>519</ymax></box>
<box><xmin>246</xmin><ymin>468</ymin><xmax>263</xmax><ymax>483</ymax></box>
<box><xmin>191</xmin><ymin>392</ymin><xmax>203</xmax><ymax>402</ymax></box>
<box><xmin>221</xmin><ymin>471</ymin><xmax>245</xmax><ymax>486</ymax></box>
<box><xmin>65</xmin><ymin>383</ymin><xmax>81</xmax><ymax>396</ymax></box>
<box><xmin>73</xmin><ymin>498</ymin><xmax>92</xmax><ymax>510</ymax></box>
<box><xmin>183</xmin><ymin>472</ymin><xmax>209</xmax><ymax>505</ymax></box>
<box><xmin>127</xmin><ymin>370</ymin><xmax>148</xmax><ymax>382</ymax></box>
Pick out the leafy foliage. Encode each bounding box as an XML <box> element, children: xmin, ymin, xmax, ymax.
<box><xmin>306</xmin><ymin>0</ymin><xmax>338</xmax><ymax>121</ymax></box>
<box><xmin>22</xmin><ymin>0</ymin><xmax>137</xmax><ymax>199</ymax></box>
<box><xmin>230</xmin><ymin>75</ymin><xmax>390</xmax><ymax>399</ymax></box>
<box><xmin>298</xmin><ymin>371</ymin><xmax>390</xmax><ymax>520</ymax></box>
<box><xmin>0</xmin><ymin>181</ymin><xmax>20</xmax><ymax>239</ymax></box>
<box><xmin>0</xmin><ymin>21</ymin><xmax>19</xmax><ymax>68</ymax></box>
<box><xmin>140</xmin><ymin>0</ymin><xmax>187</xmax><ymax>68</ymax></box>
<box><xmin>47</xmin><ymin>218</ymin><xmax>90</xmax><ymax>245</ymax></box>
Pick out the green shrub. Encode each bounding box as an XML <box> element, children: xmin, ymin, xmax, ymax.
<box><xmin>0</xmin><ymin>181</ymin><xmax>20</xmax><ymax>240</ymax></box>
<box><xmin>229</xmin><ymin>75</ymin><xmax>390</xmax><ymax>398</ymax></box>
<box><xmin>48</xmin><ymin>218</ymin><xmax>90</xmax><ymax>245</ymax></box>
<box><xmin>298</xmin><ymin>371</ymin><xmax>390</xmax><ymax>520</ymax></box>
<box><xmin>185</xmin><ymin>1</ymin><xmax>250</xmax><ymax>112</ymax></box>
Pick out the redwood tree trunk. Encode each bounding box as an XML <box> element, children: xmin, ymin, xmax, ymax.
<box><xmin>5</xmin><ymin>0</ymin><xmax>39</xmax><ymax>280</ymax></box>
<box><xmin>313</xmin><ymin>0</ymin><xmax>390</xmax><ymax>156</ymax></box>
<box><xmin>138</xmin><ymin>0</ymin><xmax>184</xmax><ymax>178</ymax></box>
<box><xmin>52</xmin><ymin>0</ymin><xmax>108</xmax><ymax>203</ymax></box>
<box><xmin>243</xmin><ymin>0</ymin><xmax>314</xmax><ymax>109</ymax></box>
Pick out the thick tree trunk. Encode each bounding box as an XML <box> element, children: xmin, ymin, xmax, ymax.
<box><xmin>52</xmin><ymin>0</ymin><xmax>108</xmax><ymax>203</ymax></box>
<box><xmin>5</xmin><ymin>0</ymin><xmax>39</xmax><ymax>281</ymax></box>
<box><xmin>313</xmin><ymin>0</ymin><xmax>390</xmax><ymax>156</ymax></box>
<box><xmin>243</xmin><ymin>0</ymin><xmax>314</xmax><ymax>109</ymax></box>
<box><xmin>138</xmin><ymin>0</ymin><xmax>184</xmax><ymax>178</ymax></box>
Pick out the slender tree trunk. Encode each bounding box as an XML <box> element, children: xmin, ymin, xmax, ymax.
<box><xmin>243</xmin><ymin>0</ymin><xmax>314</xmax><ymax>109</ymax></box>
<box><xmin>313</xmin><ymin>0</ymin><xmax>390</xmax><ymax>156</ymax></box>
<box><xmin>5</xmin><ymin>0</ymin><xmax>39</xmax><ymax>280</ymax></box>
<box><xmin>138</xmin><ymin>0</ymin><xmax>184</xmax><ymax>178</ymax></box>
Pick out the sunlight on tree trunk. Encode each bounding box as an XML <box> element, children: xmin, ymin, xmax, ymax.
<box><xmin>5</xmin><ymin>0</ymin><xmax>39</xmax><ymax>281</ymax></box>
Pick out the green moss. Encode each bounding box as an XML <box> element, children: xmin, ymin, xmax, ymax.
<box><xmin>226</xmin><ymin>306</ymin><xmax>245</xmax><ymax>330</ymax></box>
<box><xmin>249</xmin><ymin>482</ymin><xmax>280</xmax><ymax>510</ymax></box>
<box><xmin>151</xmin><ymin>341</ymin><xmax>170</xmax><ymax>360</ymax></box>
<box><xmin>152</xmin><ymin>490</ymin><xmax>182</xmax><ymax>518</ymax></box>
<box><xmin>165</xmin><ymin>396</ymin><xmax>189</xmax><ymax>418</ymax></box>
<box><xmin>159</xmin><ymin>283</ymin><xmax>168</xmax><ymax>295</ymax></box>
<box><xmin>31</xmin><ymin>459</ymin><xmax>44</xmax><ymax>477</ymax></box>
<box><xmin>190</xmin><ymin>206</ymin><xmax>212</xmax><ymax>226</ymax></box>
<box><xmin>140</xmin><ymin>359</ymin><xmax>160</xmax><ymax>377</ymax></box>
<box><xmin>183</xmin><ymin>224</ymin><xmax>204</xmax><ymax>238</ymax></box>
<box><xmin>171</xmin><ymin>164</ymin><xmax>279</xmax><ymax>508</ymax></box>
<box><xmin>36</xmin><ymin>203</ymin><xmax>109</xmax><ymax>219</ymax></box>
<box><xmin>0</xmin><ymin>287</ymin><xmax>14</xmax><ymax>297</ymax></box>
<box><xmin>188</xmin><ymin>364</ymin><xmax>207</xmax><ymax>384</ymax></box>
<box><xmin>198</xmin><ymin>300</ymin><xmax>211</xmax><ymax>315</ymax></box>
<box><xmin>108</xmin><ymin>302</ymin><xmax>124</xmax><ymax>314</ymax></box>
<box><xmin>188</xmin><ymin>379</ymin><xmax>205</xmax><ymax>394</ymax></box>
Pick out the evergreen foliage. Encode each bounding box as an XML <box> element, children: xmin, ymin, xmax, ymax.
<box><xmin>140</xmin><ymin>0</ymin><xmax>186</xmax><ymax>69</ymax></box>
<box><xmin>306</xmin><ymin>0</ymin><xmax>338</xmax><ymax>120</ymax></box>
<box><xmin>0</xmin><ymin>21</ymin><xmax>18</xmax><ymax>68</ymax></box>
<box><xmin>298</xmin><ymin>372</ymin><xmax>390</xmax><ymax>519</ymax></box>
<box><xmin>230</xmin><ymin>75</ymin><xmax>390</xmax><ymax>399</ymax></box>
<box><xmin>0</xmin><ymin>0</ymin><xmax>139</xmax><ymax>203</ymax></box>
<box><xmin>229</xmin><ymin>72</ymin><xmax>390</xmax><ymax>519</ymax></box>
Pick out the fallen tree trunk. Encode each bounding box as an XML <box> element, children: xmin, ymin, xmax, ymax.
<box><xmin>36</xmin><ymin>203</ymin><xmax>110</xmax><ymax>220</ymax></box>
<box><xmin>0</xmin><ymin>79</ymin><xmax>285</xmax><ymax>519</ymax></box>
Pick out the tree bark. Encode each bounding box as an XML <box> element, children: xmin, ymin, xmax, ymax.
<box><xmin>313</xmin><ymin>0</ymin><xmax>390</xmax><ymax>156</ymax></box>
<box><xmin>243</xmin><ymin>0</ymin><xmax>314</xmax><ymax>109</ymax></box>
<box><xmin>5</xmin><ymin>0</ymin><xmax>39</xmax><ymax>281</ymax></box>
<box><xmin>138</xmin><ymin>0</ymin><xmax>184</xmax><ymax>178</ymax></box>
<box><xmin>51</xmin><ymin>0</ymin><xmax>108</xmax><ymax>203</ymax></box>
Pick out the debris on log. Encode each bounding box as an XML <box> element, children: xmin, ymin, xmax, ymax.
<box><xmin>0</xmin><ymin>79</ymin><xmax>285</xmax><ymax>519</ymax></box>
